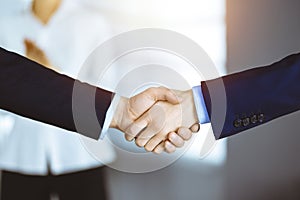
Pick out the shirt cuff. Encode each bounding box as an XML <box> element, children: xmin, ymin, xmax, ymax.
<box><xmin>99</xmin><ymin>94</ymin><xmax>120</xmax><ymax>140</ymax></box>
<box><xmin>192</xmin><ymin>85</ymin><xmax>210</xmax><ymax>124</ymax></box>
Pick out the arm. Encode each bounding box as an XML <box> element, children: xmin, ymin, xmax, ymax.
<box><xmin>0</xmin><ymin>47</ymin><xmax>112</xmax><ymax>139</ymax></box>
<box><xmin>0</xmin><ymin>47</ymin><xmax>192</xmax><ymax>144</ymax></box>
<box><xmin>129</xmin><ymin>53</ymin><xmax>300</xmax><ymax>153</ymax></box>
<box><xmin>199</xmin><ymin>53</ymin><xmax>300</xmax><ymax>139</ymax></box>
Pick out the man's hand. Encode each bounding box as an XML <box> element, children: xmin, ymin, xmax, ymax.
<box><xmin>110</xmin><ymin>88</ymin><xmax>199</xmax><ymax>153</ymax></box>
<box><xmin>153</xmin><ymin>124</ymin><xmax>200</xmax><ymax>154</ymax></box>
<box><xmin>110</xmin><ymin>87</ymin><xmax>181</xmax><ymax>133</ymax></box>
<box><xmin>123</xmin><ymin>89</ymin><xmax>199</xmax><ymax>152</ymax></box>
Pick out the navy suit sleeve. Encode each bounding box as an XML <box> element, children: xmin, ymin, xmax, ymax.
<box><xmin>201</xmin><ymin>53</ymin><xmax>300</xmax><ymax>139</ymax></box>
<box><xmin>0</xmin><ymin>47</ymin><xmax>112</xmax><ymax>139</ymax></box>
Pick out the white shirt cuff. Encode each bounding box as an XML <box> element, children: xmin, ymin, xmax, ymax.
<box><xmin>192</xmin><ymin>85</ymin><xmax>210</xmax><ymax>124</ymax></box>
<box><xmin>99</xmin><ymin>94</ymin><xmax>120</xmax><ymax>140</ymax></box>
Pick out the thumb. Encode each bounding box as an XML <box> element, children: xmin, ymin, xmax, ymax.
<box><xmin>149</xmin><ymin>87</ymin><xmax>182</xmax><ymax>104</ymax></box>
<box><xmin>128</xmin><ymin>87</ymin><xmax>181</xmax><ymax>118</ymax></box>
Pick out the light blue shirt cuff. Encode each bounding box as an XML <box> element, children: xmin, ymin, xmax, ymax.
<box><xmin>192</xmin><ymin>85</ymin><xmax>210</xmax><ymax>124</ymax></box>
<box><xmin>99</xmin><ymin>94</ymin><xmax>120</xmax><ymax>140</ymax></box>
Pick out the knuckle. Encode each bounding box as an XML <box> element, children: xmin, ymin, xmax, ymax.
<box><xmin>185</xmin><ymin>134</ymin><xmax>192</xmax><ymax>140</ymax></box>
<box><xmin>191</xmin><ymin>124</ymin><xmax>200</xmax><ymax>132</ymax></box>
<box><xmin>181</xmin><ymin>133</ymin><xmax>190</xmax><ymax>140</ymax></box>
<box><xmin>166</xmin><ymin>148</ymin><xmax>175</xmax><ymax>154</ymax></box>
<box><xmin>135</xmin><ymin>139</ymin><xmax>145</xmax><ymax>147</ymax></box>
<box><xmin>125</xmin><ymin>125</ymin><xmax>140</xmax><ymax>138</ymax></box>
<box><xmin>144</xmin><ymin>145</ymin><xmax>154</xmax><ymax>152</ymax></box>
<box><xmin>179</xmin><ymin>130</ymin><xmax>190</xmax><ymax>140</ymax></box>
<box><xmin>146</xmin><ymin>87</ymin><xmax>155</xmax><ymax>94</ymax></box>
<box><xmin>177</xmin><ymin>141</ymin><xmax>184</xmax><ymax>147</ymax></box>
<box><xmin>127</xmin><ymin>106</ymin><xmax>139</xmax><ymax>119</ymax></box>
<box><xmin>125</xmin><ymin>135</ymin><xmax>133</xmax><ymax>141</ymax></box>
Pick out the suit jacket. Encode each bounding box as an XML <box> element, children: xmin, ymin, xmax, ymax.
<box><xmin>0</xmin><ymin>47</ymin><xmax>112</xmax><ymax>139</ymax></box>
<box><xmin>202</xmin><ymin>53</ymin><xmax>300</xmax><ymax>139</ymax></box>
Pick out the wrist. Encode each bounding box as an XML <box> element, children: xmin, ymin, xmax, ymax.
<box><xmin>187</xmin><ymin>89</ymin><xmax>199</xmax><ymax>123</ymax></box>
<box><xmin>180</xmin><ymin>89</ymin><xmax>199</xmax><ymax>126</ymax></box>
<box><xmin>110</xmin><ymin>96</ymin><xmax>128</xmax><ymax>129</ymax></box>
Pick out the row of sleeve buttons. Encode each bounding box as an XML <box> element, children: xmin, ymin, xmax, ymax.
<box><xmin>233</xmin><ymin>113</ymin><xmax>265</xmax><ymax>128</ymax></box>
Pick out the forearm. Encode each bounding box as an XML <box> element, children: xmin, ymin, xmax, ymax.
<box><xmin>200</xmin><ymin>53</ymin><xmax>300</xmax><ymax>139</ymax></box>
<box><xmin>0</xmin><ymin>47</ymin><xmax>112</xmax><ymax>139</ymax></box>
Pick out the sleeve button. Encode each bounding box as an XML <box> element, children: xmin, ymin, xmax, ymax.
<box><xmin>234</xmin><ymin>119</ymin><xmax>242</xmax><ymax>128</ymax></box>
<box><xmin>242</xmin><ymin>117</ymin><xmax>250</xmax><ymax>127</ymax></box>
<box><xmin>258</xmin><ymin>114</ymin><xmax>265</xmax><ymax>123</ymax></box>
<box><xmin>250</xmin><ymin>115</ymin><xmax>258</xmax><ymax>124</ymax></box>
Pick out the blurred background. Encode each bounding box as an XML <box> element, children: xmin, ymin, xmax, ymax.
<box><xmin>0</xmin><ymin>0</ymin><xmax>300</xmax><ymax>199</ymax></box>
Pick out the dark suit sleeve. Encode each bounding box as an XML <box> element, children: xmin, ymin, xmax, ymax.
<box><xmin>201</xmin><ymin>53</ymin><xmax>300</xmax><ymax>139</ymax></box>
<box><xmin>0</xmin><ymin>47</ymin><xmax>112</xmax><ymax>139</ymax></box>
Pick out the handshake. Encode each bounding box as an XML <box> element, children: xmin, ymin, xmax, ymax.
<box><xmin>109</xmin><ymin>87</ymin><xmax>200</xmax><ymax>154</ymax></box>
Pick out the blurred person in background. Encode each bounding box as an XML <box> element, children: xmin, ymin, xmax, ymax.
<box><xmin>0</xmin><ymin>0</ymin><xmax>116</xmax><ymax>199</ymax></box>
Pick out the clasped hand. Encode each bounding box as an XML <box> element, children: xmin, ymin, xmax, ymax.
<box><xmin>110</xmin><ymin>87</ymin><xmax>200</xmax><ymax>154</ymax></box>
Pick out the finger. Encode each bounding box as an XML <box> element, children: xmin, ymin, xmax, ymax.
<box><xmin>164</xmin><ymin>141</ymin><xmax>176</xmax><ymax>153</ymax></box>
<box><xmin>144</xmin><ymin>133</ymin><xmax>166</xmax><ymax>152</ymax></box>
<box><xmin>190</xmin><ymin>123</ymin><xmax>200</xmax><ymax>132</ymax></box>
<box><xmin>135</xmin><ymin>125</ymin><xmax>163</xmax><ymax>148</ymax></box>
<box><xmin>152</xmin><ymin>142</ymin><xmax>165</xmax><ymax>154</ymax></box>
<box><xmin>125</xmin><ymin>114</ymin><xmax>149</xmax><ymax>141</ymax></box>
<box><xmin>177</xmin><ymin>127</ymin><xmax>193</xmax><ymax>141</ymax></box>
<box><xmin>134</xmin><ymin>129</ymin><xmax>152</xmax><ymax>147</ymax></box>
<box><xmin>168</xmin><ymin>132</ymin><xmax>185</xmax><ymax>147</ymax></box>
<box><xmin>136</xmin><ymin>117</ymin><xmax>166</xmax><ymax>148</ymax></box>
